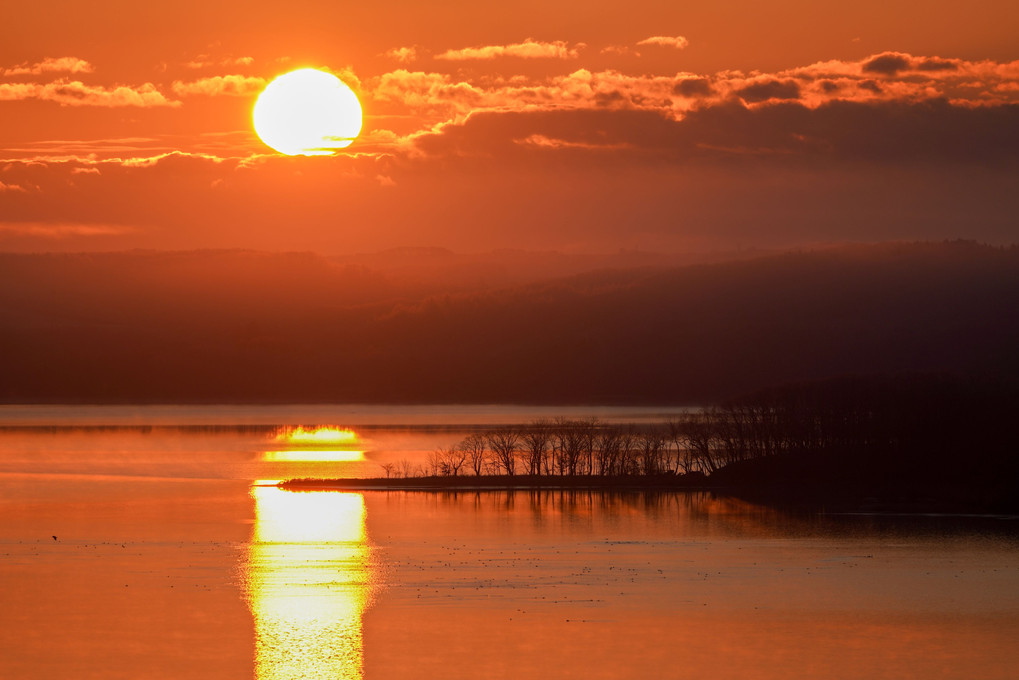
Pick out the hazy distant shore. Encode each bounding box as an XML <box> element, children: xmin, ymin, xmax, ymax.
<box><xmin>4</xmin><ymin>242</ymin><xmax>1018</xmax><ymax>405</ymax></box>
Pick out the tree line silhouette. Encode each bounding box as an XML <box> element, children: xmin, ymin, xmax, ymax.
<box><xmin>376</xmin><ymin>373</ymin><xmax>1018</xmax><ymax>511</ymax></box>
<box><xmin>404</xmin><ymin>417</ymin><xmax>686</xmax><ymax>479</ymax></box>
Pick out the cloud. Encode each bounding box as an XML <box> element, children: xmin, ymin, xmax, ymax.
<box><xmin>412</xmin><ymin>108</ymin><xmax>682</xmax><ymax>161</ymax></box>
<box><xmin>0</xmin><ymin>151</ymin><xmax>404</xmax><ymax>253</ymax></box>
<box><xmin>636</xmin><ymin>36</ymin><xmax>689</xmax><ymax>49</ymax></box>
<box><xmin>362</xmin><ymin>51</ymin><xmax>1019</xmax><ymax>158</ymax></box>
<box><xmin>184</xmin><ymin>56</ymin><xmax>255</xmax><ymax>69</ymax></box>
<box><xmin>673</xmin><ymin>77</ymin><xmax>713</xmax><ymax>97</ymax></box>
<box><xmin>601</xmin><ymin>45</ymin><xmax>635</xmax><ymax>56</ymax></box>
<box><xmin>726</xmin><ymin>53</ymin><xmax>1019</xmax><ymax>108</ymax></box>
<box><xmin>735</xmin><ymin>79</ymin><xmax>801</xmax><ymax>103</ymax></box>
<box><xmin>4</xmin><ymin>50</ymin><xmax>1018</xmax><ymax>256</ymax></box>
<box><xmin>0</xmin><ymin>180</ymin><xmax>28</xmax><ymax>192</ymax></box>
<box><xmin>384</xmin><ymin>46</ymin><xmax>417</xmax><ymax>63</ymax></box>
<box><xmin>171</xmin><ymin>75</ymin><xmax>267</xmax><ymax>97</ymax></box>
<box><xmin>411</xmin><ymin>98</ymin><xmax>1019</xmax><ymax>168</ymax></box>
<box><xmin>436</xmin><ymin>39</ymin><xmax>581</xmax><ymax>60</ymax></box>
<box><xmin>368</xmin><ymin>51</ymin><xmax>1019</xmax><ymax>126</ymax></box>
<box><xmin>3</xmin><ymin>96</ymin><xmax>1017</xmax><ymax>256</ymax></box>
<box><xmin>117</xmin><ymin>151</ymin><xmax>229</xmax><ymax>168</ymax></box>
<box><xmin>916</xmin><ymin>57</ymin><xmax>959</xmax><ymax>72</ymax></box>
<box><xmin>517</xmin><ymin>133</ymin><xmax>632</xmax><ymax>151</ymax></box>
<box><xmin>0</xmin><ymin>137</ymin><xmax>177</xmax><ymax>162</ymax></box>
<box><xmin>862</xmin><ymin>52</ymin><xmax>912</xmax><ymax>76</ymax></box>
<box><xmin>0</xmin><ymin>80</ymin><xmax>178</xmax><ymax>107</ymax></box>
<box><xmin>3</xmin><ymin>57</ymin><xmax>93</xmax><ymax>76</ymax></box>
<box><xmin>368</xmin><ymin>68</ymin><xmax>687</xmax><ymax>124</ymax></box>
<box><xmin>859</xmin><ymin>51</ymin><xmax>960</xmax><ymax>77</ymax></box>
<box><xmin>0</xmin><ymin>223</ymin><xmax>136</xmax><ymax>237</ymax></box>
<box><xmin>371</xmin><ymin>70</ymin><xmax>484</xmax><ymax>110</ymax></box>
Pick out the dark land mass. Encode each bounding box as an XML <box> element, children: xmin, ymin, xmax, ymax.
<box><xmin>277</xmin><ymin>473</ymin><xmax>1016</xmax><ymax>514</ymax></box>
<box><xmin>277</xmin><ymin>478</ymin><xmax>1017</xmax><ymax>515</ymax></box>
<box><xmin>281</xmin><ymin>373</ymin><xmax>1019</xmax><ymax>513</ymax></box>
<box><xmin>277</xmin><ymin>473</ymin><xmax>710</xmax><ymax>493</ymax></box>
<box><xmin>704</xmin><ymin>374</ymin><xmax>1019</xmax><ymax>513</ymax></box>
<box><xmin>2</xmin><ymin>240</ymin><xmax>1019</xmax><ymax>403</ymax></box>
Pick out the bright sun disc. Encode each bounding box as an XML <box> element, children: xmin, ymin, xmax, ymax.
<box><xmin>253</xmin><ymin>68</ymin><xmax>362</xmax><ymax>155</ymax></box>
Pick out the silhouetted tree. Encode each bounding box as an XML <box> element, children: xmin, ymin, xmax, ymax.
<box><xmin>635</xmin><ymin>426</ymin><xmax>668</xmax><ymax>475</ymax></box>
<box><xmin>521</xmin><ymin>419</ymin><xmax>551</xmax><ymax>476</ymax></box>
<box><xmin>595</xmin><ymin>426</ymin><xmax>624</xmax><ymax>475</ymax></box>
<box><xmin>486</xmin><ymin>428</ymin><xmax>520</xmax><ymax>476</ymax></box>
<box><xmin>551</xmin><ymin>417</ymin><xmax>597</xmax><ymax>475</ymax></box>
<box><xmin>461</xmin><ymin>433</ymin><xmax>488</xmax><ymax>476</ymax></box>
<box><xmin>429</xmin><ymin>444</ymin><xmax>467</xmax><ymax>476</ymax></box>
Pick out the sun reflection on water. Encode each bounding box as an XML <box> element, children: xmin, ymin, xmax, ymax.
<box><xmin>262</xmin><ymin>449</ymin><xmax>365</xmax><ymax>463</ymax></box>
<box><xmin>274</xmin><ymin>426</ymin><xmax>360</xmax><ymax>447</ymax></box>
<box><xmin>246</xmin><ymin>487</ymin><xmax>374</xmax><ymax>680</ymax></box>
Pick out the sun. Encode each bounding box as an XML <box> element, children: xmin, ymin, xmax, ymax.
<box><xmin>253</xmin><ymin>68</ymin><xmax>363</xmax><ymax>156</ymax></box>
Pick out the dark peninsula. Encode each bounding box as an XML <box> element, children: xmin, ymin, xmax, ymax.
<box><xmin>279</xmin><ymin>373</ymin><xmax>1019</xmax><ymax>514</ymax></box>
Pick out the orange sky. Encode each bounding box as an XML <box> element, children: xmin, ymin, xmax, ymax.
<box><xmin>2</xmin><ymin>0</ymin><xmax>1018</xmax><ymax>253</ymax></box>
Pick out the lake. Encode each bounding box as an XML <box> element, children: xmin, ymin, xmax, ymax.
<box><xmin>1</xmin><ymin>405</ymin><xmax>1017</xmax><ymax>679</ymax></box>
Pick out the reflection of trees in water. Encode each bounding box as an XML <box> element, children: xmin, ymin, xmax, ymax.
<box><xmin>427</xmin><ymin>489</ymin><xmax>1015</xmax><ymax>539</ymax></box>
<box><xmin>424</xmin><ymin>489</ymin><xmax>802</xmax><ymax>537</ymax></box>
<box><xmin>420</xmin><ymin>488</ymin><xmax>1001</xmax><ymax>539</ymax></box>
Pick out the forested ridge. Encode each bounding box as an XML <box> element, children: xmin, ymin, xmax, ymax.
<box><xmin>2</xmin><ymin>240</ymin><xmax>1017</xmax><ymax>403</ymax></box>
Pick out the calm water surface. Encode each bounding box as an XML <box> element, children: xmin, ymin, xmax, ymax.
<box><xmin>0</xmin><ymin>406</ymin><xmax>1016</xmax><ymax>679</ymax></box>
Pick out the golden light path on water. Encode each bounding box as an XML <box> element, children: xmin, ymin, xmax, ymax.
<box><xmin>263</xmin><ymin>426</ymin><xmax>365</xmax><ymax>463</ymax></box>
<box><xmin>276</xmin><ymin>426</ymin><xmax>360</xmax><ymax>447</ymax></box>
<box><xmin>245</xmin><ymin>487</ymin><xmax>374</xmax><ymax>680</ymax></box>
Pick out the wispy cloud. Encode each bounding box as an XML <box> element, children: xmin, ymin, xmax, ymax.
<box><xmin>372</xmin><ymin>70</ymin><xmax>484</xmax><ymax>110</ymax></box>
<box><xmin>601</xmin><ymin>45</ymin><xmax>635</xmax><ymax>56</ymax></box>
<box><xmin>0</xmin><ymin>223</ymin><xmax>137</xmax><ymax>237</ymax></box>
<box><xmin>517</xmin><ymin>134</ymin><xmax>632</xmax><ymax>151</ymax></box>
<box><xmin>384</xmin><ymin>46</ymin><xmax>418</xmax><ymax>63</ymax></box>
<box><xmin>0</xmin><ymin>80</ymin><xmax>178</xmax><ymax>107</ymax></box>
<box><xmin>184</xmin><ymin>55</ymin><xmax>255</xmax><ymax>69</ymax></box>
<box><xmin>636</xmin><ymin>36</ymin><xmax>689</xmax><ymax>49</ymax></box>
<box><xmin>2</xmin><ymin>136</ymin><xmax>173</xmax><ymax>160</ymax></box>
<box><xmin>436</xmin><ymin>39</ymin><xmax>582</xmax><ymax>61</ymax></box>
<box><xmin>368</xmin><ymin>51</ymin><xmax>1019</xmax><ymax>137</ymax></box>
<box><xmin>3</xmin><ymin>57</ymin><xmax>94</xmax><ymax>76</ymax></box>
<box><xmin>368</xmin><ymin>68</ymin><xmax>692</xmax><ymax>123</ymax></box>
<box><xmin>171</xmin><ymin>75</ymin><xmax>267</xmax><ymax>97</ymax></box>
<box><xmin>0</xmin><ymin>180</ymin><xmax>28</xmax><ymax>192</ymax></box>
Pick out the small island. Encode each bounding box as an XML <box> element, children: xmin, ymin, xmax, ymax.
<box><xmin>278</xmin><ymin>473</ymin><xmax>710</xmax><ymax>492</ymax></box>
<box><xmin>279</xmin><ymin>373</ymin><xmax>1019</xmax><ymax>514</ymax></box>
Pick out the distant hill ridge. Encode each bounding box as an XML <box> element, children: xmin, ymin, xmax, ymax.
<box><xmin>1</xmin><ymin>240</ymin><xmax>1016</xmax><ymax>403</ymax></box>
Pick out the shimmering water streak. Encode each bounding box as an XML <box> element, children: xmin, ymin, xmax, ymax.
<box><xmin>262</xmin><ymin>450</ymin><xmax>366</xmax><ymax>463</ymax></box>
<box><xmin>246</xmin><ymin>488</ymin><xmax>373</xmax><ymax>680</ymax></box>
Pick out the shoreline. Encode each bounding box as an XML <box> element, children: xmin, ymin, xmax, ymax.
<box><xmin>275</xmin><ymin>476</ymin><xmax>1019</xmax><ymax>515</ymax></box>
<box><xmin>276</xmin><ymin>474</ymin><xmax>713</xmax><ymax>492</ymax></box>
